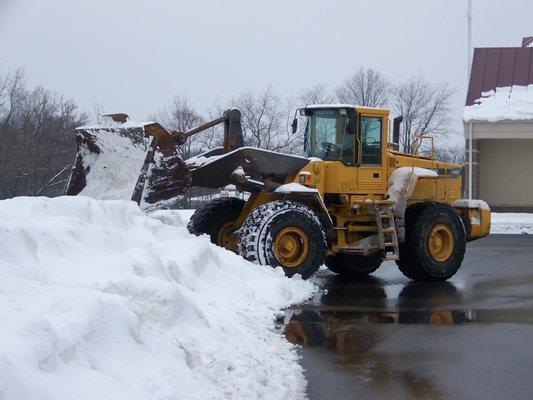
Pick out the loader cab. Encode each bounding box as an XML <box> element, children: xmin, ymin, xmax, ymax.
<box><xmin>303</xmin><ymin>107</ymin><xmax>357</xmax><ymax>165</ymax></box>
<box><xmin>301</xmin><ymin>105</ymin><xmax>389</xmax><ymax>194</ymax></box>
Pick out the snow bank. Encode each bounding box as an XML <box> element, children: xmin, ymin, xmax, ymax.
<box><xmin>0</xmin><ymin>196</ymin><xmax>314</xmax><ymax>400</ymax></box>
<box><xmin>463</xmin><ymin>85</ymin><xmax>533</xmax><ymax>122</ymax></box>
<box><xmin>490</xmin><ymin>212</ymin><xmax>533</xmax><ymax>234</ymax></box>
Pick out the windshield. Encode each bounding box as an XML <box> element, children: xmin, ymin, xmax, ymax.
<box><xmin>305</xmin><ymin>109</ymin><xmax>355</xmax><ymax>165</ymax></box>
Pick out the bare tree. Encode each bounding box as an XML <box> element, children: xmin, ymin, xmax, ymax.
<box><xmin>193</xmin><ymin>100</ymin><xmax>227</xmax><ymax>153</ymax></box>
<box><xmin>335</xmin><ymin>67</ymin><xmax>389</xmax><ymax>107</ymax></box>
<box><xmin>0</xmin><ymin>67</ymin><xmax>25</xmax><ymax>129</ymax></box>
<box><xmin>299</xmin><ymin>83</ymin><xmax>334</xmax><ymax>106</ymax></box>
<box><xmin>434</xmin><ymin>141</ymin><xmax>465</xmax><ymax>165</ymax></box>
<box><xmin>390</xmin><ymin>75</ymin><xmax>453</xmax><ymax>153</ymax></box>
<box><xmin>231</xmin><ymin>85</ymin><xmax>300</xmax><ymax>153</ymax></box>
<box><xmin>151</xmin><ymin>95</ymin><xmax>204</xmax><ymax>159</ymax></box>
<box><xmin>0</xmin><ymin>68</ymin><xmax>87</xmax><ymax>199</ymax></box>
<box><xmin>91</xmin><ymin>97</ymin><xmax>105</xmax><ymax>124</ymax></box>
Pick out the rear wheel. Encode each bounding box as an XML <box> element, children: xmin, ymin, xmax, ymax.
<box><xmin>397</xmin><ymin>203</ymin><xmax>466</xmax><ymax>281</ymax></box>
<box><xmin>187</xmin><ymin>197</ymin><xmax>245</xmax><ymax>252</ymax></box>
<box><xmin>238</xmin><ymin>200</ymin><xmax>326</xmax><ymax>279</ymax></box>
<box><xmin>325</xmin><ymin>253</ymin><xmax>382</xmax><ymax>277</ymax></box>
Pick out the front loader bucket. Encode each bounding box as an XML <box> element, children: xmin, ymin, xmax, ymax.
<box><xmin>65</xmin><ymin>117</ymin><xmax>191</xmax><ymax>209</ymax></box>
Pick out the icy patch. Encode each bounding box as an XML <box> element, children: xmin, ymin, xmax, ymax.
<box><xmin>0</xmin><ymin>196</ymin><xmax>314</xmax><ymax>400</ymax></box>
<box><xmin>463</xmin><ymin>85</ymin><xmax>533</xmax><ymax>122</ymax></box>
<box><xmin>490</xmin><ymin>212</ymin><xmax>533</xmax><ymax>234</ymax></box>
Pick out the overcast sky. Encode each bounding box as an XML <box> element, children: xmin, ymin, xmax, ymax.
<box><xmin>1</xmin><ymin>0</ymin><xmax>532</xmax><ymax>138</ymax></box>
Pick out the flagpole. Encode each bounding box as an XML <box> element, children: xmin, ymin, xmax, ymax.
<box><xmin>467</xmin><ymin>0</ymin><xmax>473</xmax><ymax>201</ymax></box>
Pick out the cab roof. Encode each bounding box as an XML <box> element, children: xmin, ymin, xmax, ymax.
<box><xmin>303</xmin><ymin>104</ymin><xmax>390</xmax><ymax>115</ymax></box>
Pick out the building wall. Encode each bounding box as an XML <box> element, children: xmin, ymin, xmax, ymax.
<box><xmin>479</xmin><ymin>139</ymin><xmax>533</xmax><ymax>211</ymax></box>
<box><xmin>471</xmin><ymin>121</ymin><xmax>533</xmax><ymax>139</ymax></box>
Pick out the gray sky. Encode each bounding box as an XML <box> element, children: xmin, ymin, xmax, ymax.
<box><xmin>1</xmin><ymin>0</ymin><xmax>532</xmax><ymax>139</ymax></box>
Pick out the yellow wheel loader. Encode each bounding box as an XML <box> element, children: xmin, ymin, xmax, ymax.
<box><xmin>66</xmin><ymin>105</ymin><xmax>490</xmax><ymax>281</ymax></box>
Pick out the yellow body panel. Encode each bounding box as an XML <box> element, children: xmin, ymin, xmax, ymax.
<box><xmin>236</xmin><ymin>106</ymin><xmax>490</xmax><ymax>253</ymax></box>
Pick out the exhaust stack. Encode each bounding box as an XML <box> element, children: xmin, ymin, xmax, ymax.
<box><xmin>392</xmin><ymin>116</ymin><xmax>403</xmax><ymax>151</ymax></box>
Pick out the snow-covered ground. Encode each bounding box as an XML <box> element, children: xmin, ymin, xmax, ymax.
<box><xmin>490</xmin><ymin>212</ymin><xmax>533</xmax><ymax>234</ymax></box>
<box><xmin>0</xmin><ymin>197</ymin><xmax>315</xmax><ymax>400</ymax></box>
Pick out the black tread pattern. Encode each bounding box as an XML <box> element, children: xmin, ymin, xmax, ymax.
<box><xmin>187</xmin><ymin>197</ymin><xmax>246</xmax><ymax>239</ymax></box>
<box><xmin>238</xmin><ymin>200</ymin><xmax>326</xmax><ymax>279</ymax></box>
<box><xmin>396</xmin><ymin>202</ymin><xmax>431</xmax><ymax>279</ymax></box>
<box><xmin>397</xmin><ymin>202</ymin><xmax>466</xmax><ymax>281</ymax></box>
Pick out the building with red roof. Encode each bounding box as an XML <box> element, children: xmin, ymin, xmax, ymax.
<box><xmin>464</xmin><ymin>37</ymin><xmax>533</xmax><ymax>211</ymax></box>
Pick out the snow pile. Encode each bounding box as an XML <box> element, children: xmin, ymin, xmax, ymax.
<box><xmin>463</xmin><ymin>85</ymin><xmax>533</xmax><ymax>122</ymax></box>
<box><xmin>387</xmin><ymin>167</ymin><xmax>437</xmax><ymax>202</ymax></box>
<box><xmin>490</xmin><ymin>212</ymin><xmax>533</xmax><ymax>234</ymax></box>
<box><xmin>0</xmin><ymin>196</ymin><xmax>314</xmax><ymax>400</ymax></box>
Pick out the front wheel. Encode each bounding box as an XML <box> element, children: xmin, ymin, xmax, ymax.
<box><xmin>238</xmin><ymin>200</ymin><xmax>326</xmax><ymax>279</ymax></box>
<box><xmin>398</xmin><ymin>203</ymin><xmax>466</xmax><ymax>281</ymax></box>
<box><xmin>187</xmin><ymin>197</ymin><xmax>245</xmax><ymax>252</ymax></box>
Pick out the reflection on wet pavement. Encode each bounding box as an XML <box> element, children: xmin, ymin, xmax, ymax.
<box><xmin>284</xmin><ymin>235</ymin><xmax>533</xmax><ymax>400</ymax></box>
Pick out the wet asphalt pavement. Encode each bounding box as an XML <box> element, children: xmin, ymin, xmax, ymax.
<box><xmin>284</xmin><ymin>235</ymin><xmax>533</xmax><ymax>400</ymax></box>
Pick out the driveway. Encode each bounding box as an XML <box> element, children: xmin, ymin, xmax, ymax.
<box><xmin>285</xmin><ymin>235</ymin><xmax>533</xmax><ymax>400</ymax></box>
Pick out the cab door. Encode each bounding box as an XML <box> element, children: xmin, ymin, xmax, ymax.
<box><xmin>357</xmin><ymin>114</ymin><xmax>387</xmax><ymax>193</ymax></box>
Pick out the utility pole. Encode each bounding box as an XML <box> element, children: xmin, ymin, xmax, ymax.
<box><xmin>467</xmin><ymin>0</ymin><xmax>473</xmax><ymax>201</ymax></box>
<box><xmin>467</xmin><ymin>0</ymin><xmax>473</xmax><ymax>80</ymax></box>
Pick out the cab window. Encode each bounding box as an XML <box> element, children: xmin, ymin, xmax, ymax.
<box><xmin>360</xmin><ymin>116</ymin><xmax>382</xmax><ymax>165</ymax></box>
<box><xmin>305</xmin><ymin>109</ymin><xmax>355</xmax><ymax>165</ymax></box>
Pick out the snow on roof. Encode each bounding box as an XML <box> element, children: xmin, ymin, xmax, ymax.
<box><xmin>304</xmin><ymin>103</ymin><xmax>355</xmax><ymax>109</ymax></box>
<box><xmin>463</xmin><ymin>84</ymin><xmax>533</xmax><ymax>123</ymax></box>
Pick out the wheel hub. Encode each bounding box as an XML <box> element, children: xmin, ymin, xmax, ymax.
<box><xmin>273</xmin><ymin>227</ymin><xmax>309</xmax><ymax>268</ymax></box>
<box><xmin>428</xmin><ymin>223</ymin><xmax>454</xmax><ymax>262</ymax></box>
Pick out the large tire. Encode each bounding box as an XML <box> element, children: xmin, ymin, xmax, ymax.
<box><xmin>324</xmin><ymin>253</ymin><xmax>382</xmax><ymax>277</ymax></box>
<box><xmin>396</xmin><ymin>202</ymin><xmax>430</xmax><ymax>279</ymax></box>
<box><xmin>397</xmin><ymin>203</ymin><xmax>466</xmax><ymax>281</ymax></box>
<box><xmin>238</xmin><ymin>200</ymin><xmax>326</xmax><ymax>279</ymax></box>
<box><xmin>187</xmin><ymin>197</ymin><xmax>246</xmax><ymax>252</ymax></box>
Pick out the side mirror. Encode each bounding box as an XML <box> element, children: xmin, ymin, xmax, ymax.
<box><xmin>291</xmin><ymin>118</ymin><xmax>298</xmax><ymax>134</ymax></box>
